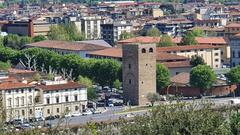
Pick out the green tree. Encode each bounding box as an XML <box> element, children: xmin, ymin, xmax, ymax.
<box><xmin>0</xmin><ymin>61</ymin><xmax>11</xmax><ymax>71</ymax></box>
<box><xmin>113</xmin><ymin>79</ymin><xmax>122</xmax><ymax>89</ymax></box>
<box><xmin>33</xmin><ymin>73</ymin><xmax>42</xmax><ymax>81</ymax></box>
<box><xmin>32</xmin><ymin>35</ymin><xmax>47</xmax><ymax>42</ymax></box>
<box><xmin>226</xmin><ymin>66</ymin><xmax>240</xmax><ymax>85</ymax></box>
<box><xmin>190</xmin><ymin>65</ymin><xmax>216</xmax><ymax>95</ymax></box>
<box><xmin>87</xmin><ymin>87</ymin><xmax>97</xmax><ymax>101</ymax></box>
<box><xmin>120</xmin><ymin>31</ymin><xmax>135</xmax><ymax>40</ymax></box>
<box><xmin>191</xmin><ymin>28</ymin><xmax>205</xmax><ymax>37</ymax></box>
<box><xmin>20</xmin><ymin>36</ymin><xmax>32</xmax><ymax>47</ymax></box>
<box><xmin>156</xmin><ymin>64</ymin><xmax>171</xmax><ymax>92</ymax></box>
<box><xmin>181</xmin><ymin>31</ymin><xmax>198</xmax><ymax>45</ymax></box>
<box><xmin>3</xmin><ymin>34</ymin><xmax>21</xmax><ymax>49</ymax></box>
<box><xmin>78</xmin><ymin>75</ymin><xmax>93</xmax><ymax>88</ymax></box>
<box><xmin>146</xmin><ymin>27</ymin><xmax>161</xmax><ymax>37</ymax></box>
<box><xmin>47</xmin><ymin>73</ymin><xmax>54</xmax><ymax>80</ymax></box>
<box><xmin>190</xmin><ymin>55</ymin><xmax>205</xmax><ymax>67</ymax></box>
<box><xmin>146</xmin><ymin>92</ymin><xmax>160</xmax><ymax>106</ymax></box>
<box><xmin>65</xmin><ymin>23</ymin><xmax>85</xmax><ymax>41</ymax></box>
<box><xmin>157</xmin><ymin>35</ymin><xmax>175</xmax><ymax>47</ymax></box>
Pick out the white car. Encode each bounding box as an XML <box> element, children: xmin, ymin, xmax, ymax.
<box><xmin>93</xmin><ymin>110</ymin><xmax>102</xmax><ymax>114</ymax></box>
<box><xmin>64</xmin><ymin>113</ymin><xmax>72</xmax><ymax>118</ymax></box>
<box><xmin>82</xmin><ymin>110</ymin><xmax>93</xmax><ymax>116</ymax></box>
<box><xmin>71</xmin><ymin>112</ymin><xmax>82</xmax><ymax>117</ymax></box>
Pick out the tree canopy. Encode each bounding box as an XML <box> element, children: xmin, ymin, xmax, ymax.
<box><xmin>157</xmin><ymin>35</ymin><xmax>175</xmax><ymax>47</ymax></box>
<box><xmin>32</xmin><ymin>35</ymin><xmax>47</xmax><ymax>42</ymax></box>
<box><xmin>191</xmin><ymin>28</ymin><xmax>205</xmax><ymax>37</ymax></box>
<box><xmin>120</xmin><ymin>31</ymin><xmax>135</xmax><ymax>40</ymax></box>
<box><xmin>146</xmin><ymin>92</ymin><xmax>160</xmax><ymax>106</ymax></box>
<box><xmin>180</xmin><ymin>31</ymin><xmax>198</xmax><ymax>45</ymax></box>
<box><xmin>190</xmin><ymin>65</ymin><xmax>216</xmax><ymax>94</ymax></box>
<box><xmin>146</xmin><ymin>28</ymin><xmax>161</xmax><ymax>37</ymax></box>
<box><xmin>48</xmin><ymin>23</ymin><xmax>85</xmax><ymax>41</ymax></box>
<box><xmin>226</xmin><ymin>66</ymin><xmax>240</xmax><ymax>84</ymax></box>
<box><xmin>156</xmin><ymin>64</ymin><xmax>171</xmax><ymax>92</ymax></box>
<box><xmin>190</xmin><ymin>55</ymin><xmax>205</xmax><ymax>67</ymax></box>
<box><xmin>78</xmin><ymin>75</ymin><xmax>93</xmax><ymax>88</ymax></box>
<box><xmin>113</xmin><ymin>79</ymin><xmax>122</xmax><ymax>90</ymax></box>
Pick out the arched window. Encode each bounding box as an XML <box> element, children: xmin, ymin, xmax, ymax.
<box><xmin>149</xmin><ymin>48</ymin><xmax>153</xmax><ymax>53</ymax></box>
<box><xmin>142</xmin><ymin>48</ymin><xmax>146</xmax><ymax>53</ymax></box>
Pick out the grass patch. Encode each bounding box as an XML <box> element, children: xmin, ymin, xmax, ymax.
<box><xmin>118</xmin><ymin>106</ymin><xmax>153</xmax><ymax>114</ymax></box>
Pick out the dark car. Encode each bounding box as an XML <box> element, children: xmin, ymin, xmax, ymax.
<box><xmin>45</xmin><ymin>116</ymin><xmax>55</xmax><ymax>120</ymax></box>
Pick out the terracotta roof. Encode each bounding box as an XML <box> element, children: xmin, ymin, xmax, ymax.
<box><xmin>0</xmin><ymin>81</ymin><xmax>34</xmax><ymax>90</ymax></box>
<box><xmin>37</xmin><ymin>82</ymin><xmax>86</xmax><ymax>91</ymax></box>
<box><xmin>118</xmin><ymin>36</ymin><xmax>182</xmax><ymax>44</ymax></box>
<box><xmin>225</xmin><ymin>23</ymin><xmax>240</xmax><ymax>28</ymax></box>
<box><xmin>195</xmin><ymin>37</ymin><xmax>228</xmax><ymax>45</ymax></box>
<box><xmin>118</xmin><ymin>36</ymin><xmax>160</xmax><ymax>44</ymax></box>
<box><xmin>162</xmin><ymin>61</ymin><xmax>192</xmax><ymax>68</ymax></box>
<box><xmin>157</xmin><ymin>45</ymin><xmax>220</xmax><ymax>52</ymax></box>
<box><xmin>170</xmin><ymin>72</ymin><xmax>190</xmax><ymax>84</ymax></box>
<box><xmin>26</xmin><ymin>40</ymin><xmax>108</xmax><ymax>51</ymax></box>
<box><xmin>157</xmin><ymin>53</ymin><xmax>189</xmax><ymax>61</ymax></box>
<box><xmin>88</xmin><ymin>48</ymin><xmax>122</xmax><ymax>58</ymax></box>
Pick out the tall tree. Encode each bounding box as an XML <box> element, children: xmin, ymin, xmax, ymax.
<box><xmin>157</xmin><ymin>35</ymin><xmax>175</xmax><ymax>47</ymax></box>
<box><xmin>146</xmin><ymin>28</ymin><xmax>161</xmax><ymax>37</ymax></box>
<box><xmin>190</xmin><ymin>65</ymin><xmax>216</xmax><ymax>96</ymax></box>
<box><xmin>191</xmin><ymin>28</ymin><xmax>205</xmax><ymax>37</ymax></box>
<box><xmin>78</xmin><ymin>75</ymin><xmax>93</xmax><ymax>88</ymax></box>
<box><xmin>180</xmin><ymin>31</ymin><xmax>198</xmax><ymax>45</ymax></box>
<box><xmin>113</xmin><ymin>79</ymin><xmax>122</xmax><ymax>89</ymax></box>
<box><xmin>156</xmin><ymin>64</ymin><xmax>171</xmax><ymax>92</ymax></box>
<box><xmin>190</xmin><ymin>55</ymin><xmax>205</xmax><ymax>67</ymax></box>
<box><xmin>226</xmin><ymin>66</ymin><xmax>240</xmax><ymax>85</ymax></box>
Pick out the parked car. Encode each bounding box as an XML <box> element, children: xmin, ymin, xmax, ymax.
<box><xmin>71</xmin><ymin>112</ymin><xmax>82</xmax><ymax>117</ymax></box>
<box><xmin>93</xmin><ymin>110</ymin><xmax>102</xmax><ymax>114</ymax></box>
<box><xmin>82</xmin><ymin>110</ymin><xmax>93</xmax><ymax>116</ymax></box>
<box><xmin>64</xmin><ymin>113</ymin><xmax>72</xmax><ymax>118</ymax></box>
<box><xmin>45</xmin><ymin>116</ymin><xmax>55</xmax><ymax>120</ymax></box>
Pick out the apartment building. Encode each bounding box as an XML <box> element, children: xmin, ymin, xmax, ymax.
<box><xmin>101</xmin><ymin>21</ymin><xmax>133</xmax><ymax>45</ymax></box>
<box><xmin>229</xmin><ymin>33</ymin><xmax>240</xmax><ymax>67</ymax></box>
<box><xmin>157</xmin><ymin>45</ymin><xmax>222</xmax><ymax>68</ymax></box>
<box><xmin>224</xmin><ymin>23</ymin><xmax>240</xmax><ymax>38</ymax></box>
<box><xmin>81</xmin><ymin>16</ymin><xmax>105</xmax><ymax>40</ymax></box>
<box><xmin>35</xmin><ymin>77</ymin><xmax>87</xmax><ymax>118</ymax></box>
<box><xmin>0</xmin><ymin>80</ymin><xmax>36</xmax><ymax>121</ymax></box>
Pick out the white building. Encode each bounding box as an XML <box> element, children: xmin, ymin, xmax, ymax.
<box><xmin>81</xmin><ymin>16</ymin><xmax>105</xmax><ymax>40</ymax></box>
<box><xmin>36</xmin><ymin>77</ymin><xmax>87</xmax><ymax>117</ymax></box>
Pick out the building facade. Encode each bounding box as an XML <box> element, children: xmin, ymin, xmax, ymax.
<box><xmin>230</xmin><ymin>33</ymin><xmax>240</xmax><ymax>67</ymax></box>
<box><xmin>101</xmin><ymin>22</ymin><xmax>133</xmax><ymax>45</ymax></box>
<box><xmin>81</xmin><ymin>16</ymin><xmax>105</xmax><ymax>40</ymax></box>
<box><xmin>122</xmin><ymin>44</ymin><xmax>156</xmax><ymax>106</ymax></box>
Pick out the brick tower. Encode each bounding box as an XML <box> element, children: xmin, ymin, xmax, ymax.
<box><xmin>122</xmin><ymin>44</ymin><xmax>156</xmax><ymax>106</ymax></box>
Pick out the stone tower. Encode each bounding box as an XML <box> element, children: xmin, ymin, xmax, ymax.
<box><xmin>122</xmin><ymin>44</ymin><xmax>156</xmax><ymax>106</ymax></box>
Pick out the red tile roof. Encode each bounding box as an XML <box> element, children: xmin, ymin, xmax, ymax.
<box><xmin>88</xmin><ymin>48</ymin><xmax>122</xmax><ymax>58</ymax></box>
<box><xmin>0</xmin><ymin>81</ymin><xmax>34</xmax><ymax>90</ymax></box>
<box><xmin>118</xmin><ymin>36</ymin><xmax>161</xmax><ymax>44</ymax></box>
<box><xmin>195</xmin><ymin>37</ymin><xmax>228</xmax><ymax>45</ymax></box>
<box><xmin>8</xmin><ymin>68</ymin><xmax>36</xmax><ymax>74</ymax></box>
<box><xmin>157</xmin><ymin>53</ymin><xmax>189</xmax><ymax>61</ymax></box>
<box><xmin>170</xmin><ymin>72</ymin><xmax>190</xmax><ymax>84</ymax></box>
<box><xmin>162</xmin><ymin>61</ymin><xmax>192</xmax><ymax>68</ymax></box>
<box><xmin>27</xmin><ymin>40</ymin><xmax>108</xmax><ymax>51</ymax></box>
<box><xmin>37</xmin><ymin>82</ymin><xmax>86</xmax><ymax>91</ymax></box>
<box><xmin>157</xmin><ymin>45</ymin><xmax>220</xmax><ymax>52</ymax></box>
<box><xmin>225</xmin><ymin>23</ymin><xmax>240</xmax><ymax>28</ymax></box>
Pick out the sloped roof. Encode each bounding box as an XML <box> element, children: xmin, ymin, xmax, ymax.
<box><xmin>26</xmin><ymin>40</ymin><xmax>108</xmax><ymax>51</ymax></box>
<box><xmin>37</xmin><ymin>81</ymin><xmax>86</xmax><ymax>91</ymax></box>
<box><xmin>170</xmin><ymin>72</ymin><xmax>190</xmax><ymax>84</ymax></box>
<box><xmin>0</xmin><ymin>81</ymin><xmax>34</xmax><ymax>90</ymax></box>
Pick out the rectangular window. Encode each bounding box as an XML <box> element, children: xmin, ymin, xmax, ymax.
<box><xmin>21</xmin><ymin>89</ymin><xmax>24</xmax><ymax>93</ymax></box>
<box><xmin>29</xmin><ymin>109</ymin><xmax>32</xmax><ymax>114</ymax></box>
<box><xmin>129</xmin><ymin>79</ymin><xmax>131</xmax><ymax>84</ymax></box>
<box><xmin>21</xmin><ymin>97</ymin><xmax>24</xmax><ymax>106</ymax></box>
<box><xmin>29</xmin><ymin>88</ymin><xmax>32</xmax><ymax>93</ymax></box>
<box><xmin>47</xmin><ymin>109</ymin><xmax>50</xmax><ymax>114</ymax></box>
<box><xmin>214</xmin><ymin>53</ymin><xmax>219</xmax><ymax>56</ymax></box>
<box><xmin>215</xmin><ymin>59</ymin><xmax>219</xmax><ymax>62</ymax></box>
<box><xmin>8</xmin><ymin>90</ymin><xmax>11</xmax><ymax>94</ymax></box>
<box><xmin>74</xmin><ymin>95</ymin><xmax>78</xmax><ymax>101</ymax></box>
<box><xmin>22</xmin><ymin>110</ymin><xmax>25</xmax><ymax>116</ymax></box>
<box><xmin>56</xmin><ymin>97</ymin><xmax>59</xmax><ymax>103</ymax></box>
<box><xmin>75</xmin><ymin>106</ymin><xmax>79</xmax><ymax>111</ymax></box>
<box><xmin>128</xmin><ymin>64</ymin><xmax>131</xmax><ymax>69</ymax></box>
<box><xmin>57</xmin><ymin>108</ymin><xmax>59</xmax><ymax>113</ymax></box>
<box><xmin>46</xmin><ymin>98</ymin><xmax>50</xmax><ymax>104</ymax></box>
<box><xmin>65</xmin><ymin>96</ymin><xmax>69</xmax><ymax>102</ymax></box>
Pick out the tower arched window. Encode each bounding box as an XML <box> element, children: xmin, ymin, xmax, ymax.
<box><xmin>142</xmin><ymin>48</ymin><xmax>146</xmax><ymax>53</ymax></box>
<box><xmin>149</xmin><ymin>48</ymin><xmax>153</xmax><ymax>53</ymax></box>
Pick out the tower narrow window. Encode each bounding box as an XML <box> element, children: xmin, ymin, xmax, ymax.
<box><xmin>149</xmin><ymin>48</ymin><xmax>153</xmax><ymax>53</ymax></box>
<box><xmin>128</xmin><ymin>64</ymin><xmax>131</xmax><ymax>69</ymax></box>
<box><xmin>142</xmin><ymin>48</ymin><xmax>146</xmax><ymax>53</ymax></box>
<box><xmin>129</xmin><ymin>79</ymin><xmax>132</xmax><ymax>84</ymax></box>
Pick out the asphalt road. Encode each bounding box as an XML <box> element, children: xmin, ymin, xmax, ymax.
<box><xmin>44</xmin><ymin>97</ymin><xmax>237</xmax><ymax>127</ymax></box>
